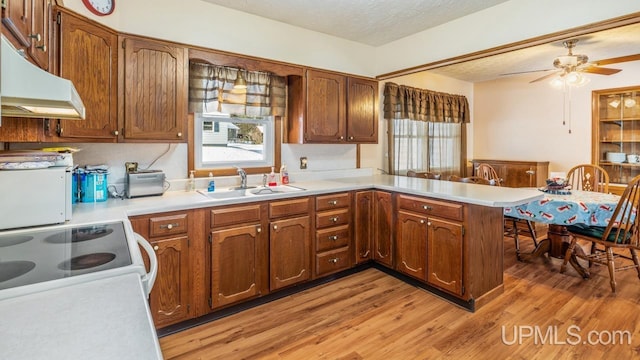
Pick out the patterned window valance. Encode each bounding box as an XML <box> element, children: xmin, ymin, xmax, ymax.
<box><xmin>383</xmin><ymin>82</ymin><xmax>470</xmax><ymax>123</ymax></box>
<box><xmin>188</xmin><ymin>61</ymin><xmax>286</xmax><ymax>117</ymax></box>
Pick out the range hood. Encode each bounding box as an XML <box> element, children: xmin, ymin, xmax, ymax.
<box><xmin>1</xmin><ymin>35</ymin><xmax>85</xmax><ymax>120</ymax></box>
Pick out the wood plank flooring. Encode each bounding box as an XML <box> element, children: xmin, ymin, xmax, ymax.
<box><xmin>160</xmin><ymin>237</ymin><xmax>640</xmax><ymax>359</ymax></box>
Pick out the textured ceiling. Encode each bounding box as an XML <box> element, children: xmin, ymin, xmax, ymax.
<box><xmin>200</xmin><ymin>0</ymin><xmax>509</xmax><ymax>46</ymax></box>
<box><xmin>199</xmin><ymin>0</ymin><xmax>640</xmax><ymax>82</ymax></box>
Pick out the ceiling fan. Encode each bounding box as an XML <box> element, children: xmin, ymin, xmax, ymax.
<box><xmin>528</xmin><ymin>39</ymin><xmax>640</xmax><ymax>84</ymax></box>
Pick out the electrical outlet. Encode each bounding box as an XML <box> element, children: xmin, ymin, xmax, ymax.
<box><xmin>125</xmin><ymin>162</ymin><xmax>138</xmax><ymax>173</ymax></box>
<box><xmin>300</xmin><ymin>157</ymin><xmax>308</xmax><ymax>169</ymax></box>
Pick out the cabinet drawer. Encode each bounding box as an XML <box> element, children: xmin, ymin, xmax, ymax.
<box><xmin>316</xmin><ymin>208</ymin><xmax>350</xmax><ymax>229</ymax></box>
<box><xmin>315</xmin><ymin>247</ymin><xmax>350</xmax><ymax>277</ymax></box>
<box><xmin>210</xmin><ymin>205</ymin><xmax>261</xmax><ymax>227</ymax></box>
<box><xmin>269</xmin><ymin>198</ymin><xmax>311</xmax><ymax>219</ymax></box>
<box><xmin>315</xmin><ymin>192</ymin><xmax>351</xmax><ymax>211</ymax></box>
<box><xmin>397</xmin><ymin>195</ymin><xmax>463</xmax><ymax>221</ymax></box>
<box><xmin>316</xmin><ymin>225</ymin><xmax>350</xmax><ymax>252</ymax></box>
<box><xmin>149</xmin><ymin>213</ymin><xmax>188</xmax><ymax>237</ymax></box>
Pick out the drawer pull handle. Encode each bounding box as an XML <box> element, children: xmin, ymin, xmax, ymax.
<box><xmin>422</xmin><ymin>205</ymin><xmax>432</xmax><ymax>210</ymax></box>
<box><xmin>153</xmin><ymin>245</ymin><xmax>159</xmax><ymax>251</ymax></box>
<box><xmin>329</xmin><ymin>235</ymin><xmax>338</xmax><ymax>241</ymax></box>
<box><xmin>330</xmin><ymin>217</ymin><xmax>339</xmax><ymax>223</ymax></box>
<box><xmin>329</xmin><ymin>258</ymin><xmax>339</xmax><ymax>264</ymax></box>
<box><xmin>160</xmin><ymin>223</ymin><xmax>179</xmax><ymax>230</ymax></box>
<box><xmin>526</xmin><ymin>170</ymin><xmax>535</xmax><ymax>175</ymax></box>
<box><xmin>328</xmin><ymin>200</ymin><xmax>338</xmax><ymax>205</ymax></box>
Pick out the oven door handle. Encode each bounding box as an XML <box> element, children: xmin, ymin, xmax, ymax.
<box><xmin>134</xmin><ymin>232</ymin><xmax>157</xmax><ymax>298</ymax></box>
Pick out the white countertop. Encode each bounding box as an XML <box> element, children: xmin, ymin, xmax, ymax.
<box><xmin>70</xmin><ymin>174</ymin><xmax>543</xmax><ymax>223</ymax></box>
<box><xmin>0</xmin><ymin>273</ymin><xmax>163</xmax><ymax>360</ymax></box>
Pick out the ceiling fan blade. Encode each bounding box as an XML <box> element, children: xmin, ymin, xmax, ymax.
<box><xmin>499</xmin><ymin>69</ymin><xmax>553</xmax><ymax>76</ymax></box>
<box><xmin>581</xmin><ymin>66</ymin><xmax>621</xmax><ymax>75</ymax></box>
<box><xmin>592</xmin><ymin>54</ymin><xmax>640</xmax><ymax>66</ymax></box>
<box><xmin>529</xmin><ymin>71</ymin><xmax>561</xmax><ymax>83</ymax></box>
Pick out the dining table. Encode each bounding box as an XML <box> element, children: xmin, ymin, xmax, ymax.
<box><xmin>503</xmin><ymin>189</ymin><xmax>622</xmax><ymax>278</ymax></box>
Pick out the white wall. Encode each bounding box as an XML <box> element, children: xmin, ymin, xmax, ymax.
<box><xmin>473</xmin><ymin>62</ymin><xmax>640</xmax><ymax>174</ymax></box>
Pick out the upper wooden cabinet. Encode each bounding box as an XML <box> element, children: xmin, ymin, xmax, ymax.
<box><xmin>287</xmin><ymin>69</ymin><xmax>378</xmax><ymax>144</ymax></box>
<box><xmin>2</xmin><ymin>0</ymin><xmax>50</xmax><ymax>69</ymax></box>
<box><xmin>54</xmin><ymin>9</ymin><xmax>118</xmax><ymax>141</ymax></box>
<box><xmin>120</xmin><ymin>36</ymin><xmax>188</xmax><ymax>142</ymax></box>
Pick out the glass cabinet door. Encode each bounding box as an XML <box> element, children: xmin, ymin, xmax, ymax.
<box><xmin>594</xmin><ymin>87</ymin><xmax>640</xmax><ymax>193</ymax></box>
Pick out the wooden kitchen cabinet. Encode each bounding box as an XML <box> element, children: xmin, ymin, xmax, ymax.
<box><xmin>314</xmin><ymin>192</ymin><xmax>352</xmax><ymax>277</ymax></box>
<box><xmin>270</xmin><ymin>215</ymin><xmax>311</xmax><ymax>290</ymax></box>
<box><xmin>427</xmin><ymin>217</ymin><xmax>463</xmax><ymax>296</ymax></box>
<box><xmin>130</xmin><ymin>212</ymin><xmax>194</xmax><ymax>328</ymax></box>
<box><xmin>592</xmin><ymin>86</ymin><xmax>640</xmax><ymax>195</ymax></box>
<box><xmin>373</xmin><ymin>191</ymin><xmax>394</xmax><ymax>268</ymax></box>
<box><xmin>210</xmin><ymin>223</ymin><xmax>263</xmax><ymax>308</ymax></box>
<box><xmin>396</xmin><ymin>210</ymin><xmax>428</xmax><ymax>281</ymax></box>
<box><xmin>286</xmin><ymin>69</ymin><xmax>378</xmax><ymax>144</ymax></box>
<box><xmin>354</xmin><ymin>191</ymin><xmax>374</xmax><ymax>264</ymax></box>
<box><xmin>120</xmin><ymin>36</ymin><xmax>188</xmax><ymax>141</ymax></box>
<box><xmin>0</xmin><ymin>118</ymin><xmax>44</xmax><ymax>141</ymax></box>
<box><xmin>209</xmin><ymin>204</ymin><xmax>268</xmax><ymax>308</ymax></box>
<box><xmin>2</xmin><ymin>0</ymin><xmax>49</xmax><ymax>69</ymax></box>
<box><xmin>54</xmin><ymin>8</ymin><xmax>118</xmax><ymax>141</ymax></box>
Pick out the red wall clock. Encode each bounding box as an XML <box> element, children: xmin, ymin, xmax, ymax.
<box><xmin>81</xmin><ymin>0</ymin><xmax>115</xmax><ymax>16</ymax></box>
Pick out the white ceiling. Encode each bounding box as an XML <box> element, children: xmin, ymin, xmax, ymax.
<box><xmin>200</xmin><ymin>0</ymin><xmax>509</xmax><ymax>46</ymax></box>
<box><xmin>200</xmin><ymin>0</ymin><xmax>640</xmax><ymax>82</ymax></box>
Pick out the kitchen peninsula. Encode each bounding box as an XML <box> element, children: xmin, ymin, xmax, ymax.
<box><xmin>70</xmin><ymin>174</ymin><xmax>542</xmax><ymax>331</ymax></box>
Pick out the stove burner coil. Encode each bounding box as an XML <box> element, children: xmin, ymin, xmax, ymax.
<box><xmin>0</xmin><ymin>261</ymin><xmax>36</xmax><ymax>283</ymax></box>
<box><xmin>59</xmin><ymin>253</ymin><xmax>116</xmax><ymax>270</ymax></box>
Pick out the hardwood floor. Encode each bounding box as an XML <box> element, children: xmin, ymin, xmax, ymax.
<box><xmin>160</xmin><ymin>236</ymin><xmax>640</xmax><ymax>359</ymax></box>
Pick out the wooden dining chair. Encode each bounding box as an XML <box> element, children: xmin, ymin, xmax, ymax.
<box><xmin>566</xmin><ymin>164</ymin><xmax>610</xmax><ymax>193</ymax></box>
<box><xmin>474</xmin><ymin>163</ymin><xmax>539</xmax><ymax>260</ymax></box>
<box><xmin>561</xmin><ymin>174</ymin><xmax>640</xmax><ymax>292</ymax></box>
<box><xmin>447</xmin><ymin>175</ymin><xmax>491</xmax><ymax>185</ymax></box>
<box><xmin>407</xmin><ymin>170</ymin><xmax>441</xmax><ymax>180</ymax></box>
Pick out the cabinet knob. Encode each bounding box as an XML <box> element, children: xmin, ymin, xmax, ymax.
<box><xmin>420</xmin><ymin>219</ymin><xmax>425</xmax><ymax>224</ymax></box>
<box><xmin>427</xmin><ymin>222</ymin><xmax>432</xmax><ymax>226</ymax></box>
<box><xmin>256</xmin><ymin>227</ymin><xmax>261</xmax><ymax>233</ymax></box>
<box><xmin>153</xmin><ymin>245</ymin><xmax>159</xmax><ymax>251</ymax></box>
<box><xmin>349</xmin><ymin>136</ymin><xmax>354</xmax><ymax>140</ymax></box>
<box><xmin>177</xmin><ymin>132</ymin><xmax>182</xmax><ymax>138</ymax></box>
<box><xmin>167</xmin><ymin>224</ymin><xmax>173</xmax><ymax>230</ymax></box>
<box><xmin>339</xmin><ymin>136</ymin><xmax>344</xmax><ymax>140</ymax></box>
<box><xmin>28</xmin><ymin>33</ymin><xmax>42</xmax><ymax>42</ymax></box>
<box><xmin>328</xmin><ymin>200</ymin><xmax>338</xmax><ymax>205</ymax></box>
<box><xmin>328</xmin><ymin>258</ymin><xmax>339</xmax><ymax>264</ymax></box>
<box><xmin>36</xmin><ymin>45</ymin><xmax>47</xmax><ymax>52</ymax></box>
<box><xmin>273</xmin><ymin>225</ymin><xmax>278</xmax><ymax>230</ymax></box>
<box><xmin>329</xmin><ymin>235</ymin><xmax>338</xmax><ymax>241</ymax></box>
<box><xmin>113</xmin><ymin>130</ymin><xmax>119</xmax><ymax>136</ymax></box>
<box><xmin>525</xmin><ymin>170</ymin><xmax>535</xmax><ymax>175</ymax></box>
<box><xmin>330</xmin><ymin>217</ymin><xmax>339</xmax><ymax>223</ymax></box>
<box><xmin>422</xmin><ymin>205</ymin><xmax>432</xmax><ymax>210</ymax></box>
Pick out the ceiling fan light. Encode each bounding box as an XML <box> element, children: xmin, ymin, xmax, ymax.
<box><xmin>550</xmin><ymin>77</ymin><xmax>565</xmax><ymax>89</ymax></box>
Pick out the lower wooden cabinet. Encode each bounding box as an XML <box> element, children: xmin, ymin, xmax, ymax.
<box><xmin>427</xmin><ymin>217</ymin><xmax>464</xmax><ymax>296</ymax></box>
<box><xmin>354</xmin><ymin>191</ymin><xmax>374</xmax><ymax>263</ymax></box>
<box><xmin>210</xmin><ymin>224</ymin><xmax>263</xmax><ymax>308</ymax></box>
<box><xmin>373</xmin><ymin>191</ymin><xmax>394</xmax><ymax>268</ymax></box>
<box><xmin>270</xmin><ymin>216</ymin><xmax>311</xmax><ymax>290</ymax></box>
<box><xmin>396</xmin><ymin>211</ymin><xmax>428</xmax><ymax>282</ymax></box>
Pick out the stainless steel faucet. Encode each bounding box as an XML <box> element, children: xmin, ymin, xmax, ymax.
<box><xmin>236</xmin><ymin>167</ymin><xmax>247</xmax><ymax>189</ymax></box>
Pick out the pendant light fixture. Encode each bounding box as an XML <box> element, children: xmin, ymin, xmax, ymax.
<box><xmin>233</xmin><ymin>69</ymin><xmax>247</xmax><ymax>91</ymax></box>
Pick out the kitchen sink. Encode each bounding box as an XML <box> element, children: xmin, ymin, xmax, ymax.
<box><xmin>198</xmin><ymin>185</ymin><xmax>305</xmax><ymax>200</ymax></box>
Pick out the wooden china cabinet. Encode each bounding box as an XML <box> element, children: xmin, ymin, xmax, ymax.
<box><xmin>592</xmin><ymin>86</ymin><xmax>640</xmax><ymax>195</ymax></box>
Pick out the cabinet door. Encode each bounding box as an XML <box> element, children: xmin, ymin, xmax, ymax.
<box><xmin>305</xmin><ymin>69</ymin><xmax>345</xmax><ymax>142</ymax></box>
<box><xmin>374</xmin><ymin>191</ymin><xmax>394</xmax><ymax>268</ymax></box>
<box><xmin>354</xmin><ymin>190</ymin><xmax>373</xmax><ymax>263</ymax></box>
<box><xmin>427</xmin><ymin>217</ymin><xmax>463</xmax><ymax>296</ymax></box>
<box><xmin>121</xmin><ymin>37</ymin><xmax>187</xmax><ymax>141</ymax></box>
<box><xmin>57</xmin><ymin>11</ymin><xmax>118</xmax><ymax>140</ymax></box>
<box><xmin>396</xmin><ymin>211</ymin><xmax>427</xmax><ymax>281</ymax></box>
<box><xmin>2</xmin><ymin>0</ymin><xmax>31</xmax><ymax>47</ymax></box>
<box><xmin>346</xmin><ymin>77</ymin><xmax>378</xmax><ymax>143</ymax></box>
<box><xmin>270</xmin><ymin>216</ymin><xmax>311</xmax><ymax>291</ymax></box>
<box><xmin>29</xmin><ymin>0</ymin><xmax>49</xmax><ymax>69</ymax></box>
<box><xmin>0</xmin><ymin>118</ymin><xmax>44</xmax><ymax>142</ymax></box>
<box><xmin>211</xmin><ymin>224</ymin><xmax>262</xmax><ymax>308</ymax></box>
<box><xmin>148</xmin><ymin>235</ymin><xmax>191</xmax><ymax>328</ymax></box>
<box><xmin>503</xmin><ymin>163</ymin><xmax>538</xmax><ymax>187</ymax></box>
